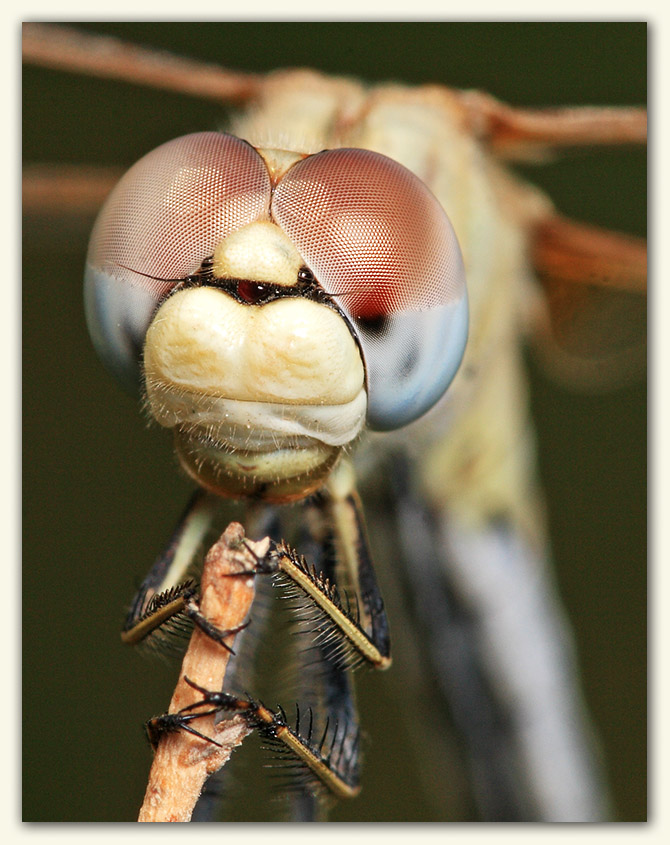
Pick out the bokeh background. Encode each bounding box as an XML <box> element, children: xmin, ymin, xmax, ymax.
<box><xmin>22</xmin><ymin>21</ymin><xmax>646</xmax><ymax>822</ymax></box>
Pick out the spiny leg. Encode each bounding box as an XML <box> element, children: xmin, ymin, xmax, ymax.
<box><xmin>179</xmin><ymin>677</ymin><xmax>360</xmax><ymax>801</ymax></box>
<box><xmin>287</xmin><ymin>458</ymin><xmax>391</xmax><ymax>671</ymax></box>
<box><xmin>187</xmin><ymin>486</ymin><xmax>378</xmax><ymax>808</ymax></box>
<box><xmin>129</xmin><ymin>469</ymin><xmax>389</xmax><ymax>810</ymax></box>
<box><xmin>122</xmin><ymin>477</ymin><xmax>390</xmax><ymax>672</ymax></box>
<box><xmin>121</xmin><ymin>493</ymin><xmax>365</xmax><ymax>806</ymax></box>
<box><xmin>246</xmin><ymin>464</ymin><xmax>388</xmax><ymax>802</ymax></box>
<box><xmin>281</xmin><ymin>498</ymin><xmax>364</xmax><ymax>816</ymax></box>
<box><xmin>121</xmin><ymin>488</ymin><xmax>220</xmax><ymax>648</ymax></box>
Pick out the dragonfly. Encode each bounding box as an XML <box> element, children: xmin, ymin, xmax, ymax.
<box><xmin>22</xmin><ymin>23</ymin><xmax>646</xmax><ymax>823</ymax></box>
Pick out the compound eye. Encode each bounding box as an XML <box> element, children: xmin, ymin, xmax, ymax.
<box><xmin>271</xmin><ymin>148</ymin><xmax>468</xmax><ymax>430</ymax></box>
<box><xmin>84</xmin><ymin>132</ymin><xmax>271</xmax><ymax>392</ymax></box>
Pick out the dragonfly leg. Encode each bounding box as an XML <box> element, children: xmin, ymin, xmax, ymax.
<box><xmin>178</xmin><ymin>677</ymin><xmax>361</xmax><ymax>800</ymax></box>
<box><xmin>126</xmin><ymin>493</ymin><xmax>372</xmax><ymax>811</ymax></box>
<box><xmin>145</xmin><ymin>708</ymin><xmax>224</xmax><ymax>750</ymax></box>
<box><xmin>121</xmin><ymin>488</ymin><xmax>221</xmax><ymax>646</ymax></box>
<box><xmin>182</xmin><ymin>599</ymin><xmax>250</xmax><ymax>654</ymax></box>
<box><xmin>302</xmin><ymin>457</ymin><xmax>391</xmax><ymax>669</ymax></box>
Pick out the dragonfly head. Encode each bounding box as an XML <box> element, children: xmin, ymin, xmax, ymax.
<box><xmin>84</xmin><ymin>132</ymin><xmax>468</xmax><ymax>502</ymax></box>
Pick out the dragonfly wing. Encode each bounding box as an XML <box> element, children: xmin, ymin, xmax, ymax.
<box><xmin>385</xmin><ymin>453</ymin><xmax>609</xmax><ymax>821</ymax></box>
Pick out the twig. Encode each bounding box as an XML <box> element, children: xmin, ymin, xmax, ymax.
<box><xmin>138</xmin><ymin>522</ymin><xmax>268</xmax><ymax>822</ymax></box>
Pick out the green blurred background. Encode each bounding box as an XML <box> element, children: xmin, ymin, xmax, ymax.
<box><xmin>22</xmin><ymin>21</ymin><xmax>646</xmax><ymax>822</ymax></box>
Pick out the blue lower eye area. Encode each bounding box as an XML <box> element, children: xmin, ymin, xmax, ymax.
<box><xmin>363</xmin><ymin>293</ymin><xmax>469</xmax><ymax>431</ymax></box>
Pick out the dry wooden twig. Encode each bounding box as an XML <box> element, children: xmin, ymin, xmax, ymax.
<box><xmin>138</xmin><ymin>522</ymin><xmax>267</xmax><ymax>822</ymax></box>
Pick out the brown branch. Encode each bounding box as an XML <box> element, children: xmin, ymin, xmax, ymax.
<box><xmin>138</xmin><ymin>523</ymin><xmax>267</xmax><ymax>823</ymax></box>
<box><xmin>22</xmin><ymin>23</ymin><xmax>262</xmax><ymax>104</ymax></box>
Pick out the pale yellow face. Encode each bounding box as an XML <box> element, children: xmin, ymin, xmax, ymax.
<box><xmin>143</xmin><ymin>219</ymin><xmax>366</xmax><ymax>502</ymax></box>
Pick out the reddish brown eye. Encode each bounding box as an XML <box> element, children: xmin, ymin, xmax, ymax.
<box><xmin>84</xmin><ymin>132</ymin><xmax>272</xmax><ymax>391</ymax></box>
<box><xmin>89</xmin><ymin>132</ymin><xmax>271</xmax><ymax>294</ymax></box>
<box><xmin>271</xmin><ymin>147</ymin><xmax>468</xmax><ymax>431</ymax></box>
<box><xmin>271</xmin><ymin>148</ymin><xmax>465</xmax><ymax>319</ymax></box>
